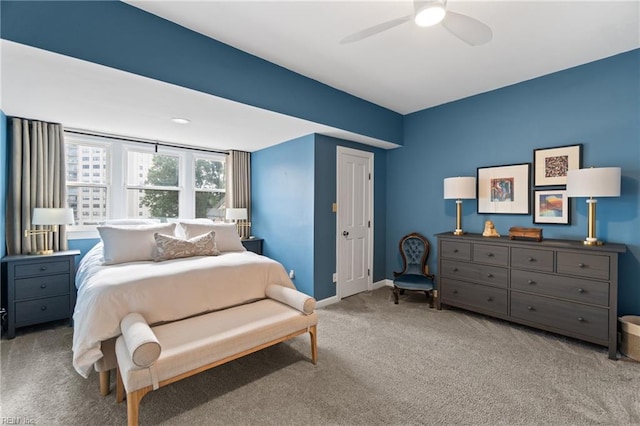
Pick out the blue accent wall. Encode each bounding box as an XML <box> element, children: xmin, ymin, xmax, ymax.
<box><xmin>0</xmin><ymin>111</ymin><xmax>6</xmax><ymax>258</ymax></box>
<box><xmin>0</xmin><ymin>0</ymin><xmax>402</xmax><ymax>145</ymax></box>
<box><xmin>253</xmin><ymin>134</ymin><xmax>387</xmax><ymax>300</ymax></box>
<box><xmin>387</xmin><ymin>50</ymin><xmax>640</xmax><ymax>315</ymax></box>
<box><xmin>68</xmin><ymin>238</ymin><xmax>100</xmax><ymax>268</ymax></box>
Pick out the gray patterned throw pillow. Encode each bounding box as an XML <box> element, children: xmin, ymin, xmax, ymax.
<box><xmin>153</xmin><ymin>231</ymin><xmax>220</xmax><ymax>261</ymax></box>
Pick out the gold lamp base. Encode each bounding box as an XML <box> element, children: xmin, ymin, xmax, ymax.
<box><xmin>30</xmin><ymin>249</ymin><xmax>54</xmax><ymax>255</ymax></box>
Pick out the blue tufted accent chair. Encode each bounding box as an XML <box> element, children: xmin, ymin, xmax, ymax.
<box><xmin>392</xmin><ymin>232</ymin><xmax>435</xmax><ymax>306</ymax></box>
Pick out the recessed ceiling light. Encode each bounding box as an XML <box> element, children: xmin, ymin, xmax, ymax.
<box><xmin>171</xmin><ymin>117</ymin><xmax>190</xmax><ymax>124</ymax></box>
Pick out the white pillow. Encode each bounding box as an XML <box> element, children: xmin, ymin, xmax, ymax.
<box><xmin>104</xmin><ymin>218</ymin><xmax>161</xmax><ymax>226</ymax></box>
<box><xmin>168</xmin><ymin>218</ymin><xmax>213</xmax><ymax>239</ymax></box>
<box><xmin>180</xmin><ymin>222</ymin><xmax>246</xmax><ymax>252</ymax></box>
<box><xmin>98</xmin><ymin>223</ymin><xmax>177</xmax><ymax>265</ymax></box>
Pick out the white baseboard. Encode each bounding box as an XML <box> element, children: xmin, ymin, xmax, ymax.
<box><xmin>316</xmin><ymin>279</ymin><xmax>392</xmax><ymax>308</ymax></box>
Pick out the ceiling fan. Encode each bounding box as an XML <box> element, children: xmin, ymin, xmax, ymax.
<box><xmin>340</xmin><ymin>0</ymin><xmax>493</xmax><ymax>46</ymax></box>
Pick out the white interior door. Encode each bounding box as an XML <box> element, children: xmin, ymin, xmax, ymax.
<box><xmin>337</xmin><ymin>146</ymin><xmax>373</xmax><ymax>299</ymax></box>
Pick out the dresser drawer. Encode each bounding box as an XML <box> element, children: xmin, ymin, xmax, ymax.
<box><xmin>511</xmin><ymin>270</ymin><xmax>609</xmax><ymax>306</ymax></box>
<box><xmin>14</xmin><ymin>259</ymin><xmax>70</xmax><ymax>278</ymax></box>
<box><xmin>511</xmin><ymin>293</ymin><xmax>608</xmax><ymax>341</ymax></box>
<box><xmin>15</xmin><ymin>274</ymin><xmax>70</xmax><ymax>300</ymax></box>
<box><xmin>557</xmin><ymin>252</ymin><xmax>609</xmax><ymax>280</ymax></box>
<box><xmin>440</xmin><ymin>241</ymin><xmax>471</xmax><ymax>260</ymax></box>
<box><xmin>15</xmin><ymin>295</ymin><xmax>70</xmax><ymax>325</ymax></box>
<box><xmin>510</xmin><ymin>248</ymin><xmax>554</xmax><ymax>272</ymax></box>
<box><xmin>440</xmin><ymin>278</ymin><xmax>507</xmax><ymax>315</ymax></box>
<box><xmin>473</xmin><ymin>244</ymin><xmax>508</xmax><ymax>266</ymax></box>
<box><xmin>441</xmin><ymin>259</ymin><xmax>508</xmax><ymax>287</ymax></box>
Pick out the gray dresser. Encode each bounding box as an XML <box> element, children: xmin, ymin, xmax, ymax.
<box><xmin>436</xmin><ymin>233</ymin><xmax>626</xmax><ymax>359</ymax></box>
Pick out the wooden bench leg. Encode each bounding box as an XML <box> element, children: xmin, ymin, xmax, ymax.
<box><xmin>116</xmin><ymin>367</ymin><xmax>125</xmax><ymax>403</ymax></box>
<box><xmin>309</xmin><ymin>325</ymin><xmax>318</xmax><ymax>365</ymax></box>
<box><xmin>99</xmin><ymin>370</ymin><xmax>110</xmax><ymax>396</ymax></box>
<box><xmin>127</xmin><ymin>388</ymin><xmax>150</xmax><ymax>426</ymax></box>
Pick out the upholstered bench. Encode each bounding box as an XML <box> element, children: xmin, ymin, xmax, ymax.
<box><xmin>115</xmin><ymin>285</ymin><xmax>318</xmax><ymax>426</ymax></box>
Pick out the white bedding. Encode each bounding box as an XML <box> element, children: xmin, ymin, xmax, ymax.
<box><xmin>72</xmin><ymin>243</ymin><xmax>295</xmax><ymax>378</ymax></box>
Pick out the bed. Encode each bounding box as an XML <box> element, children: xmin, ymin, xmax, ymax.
<box><xmin>72</xmin><ymin>221</ymin><xmax>296</xmax><ymax>379</ymax></box>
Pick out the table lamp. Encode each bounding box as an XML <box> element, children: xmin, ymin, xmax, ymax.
<box><xmin>24</xmin><ymin>207</ymin><xmax>75</xmax><ymax>254</ymax></box>
<box><xmin>566</xmin><ymin>167</ymin><xmax>621</xmax><ymax>246</ymax></box>
<box><xmin>444</xmin><ymin>177</ymin><xmax>476</xmax><ymax>235</ymax></box>
<box><xmin>225</xmin><ymin>208</ymin><xmax>250</xmax><ymax>239</ymax></box>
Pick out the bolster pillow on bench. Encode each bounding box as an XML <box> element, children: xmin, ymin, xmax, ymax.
<box><xmin>120</xmin><ymin>313</ymin><xmax>162</xmax><ymax>368</ymax></box>
<box><xmin>266</xmin><ymin>284</ymin><xmax>316</xmax><ymax>315</ymax></box>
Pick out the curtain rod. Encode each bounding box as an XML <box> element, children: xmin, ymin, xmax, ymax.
<box><xmin>64</xmin><ymin>128</ymin><xmax>230</xmax><ymax>156</ymax></box>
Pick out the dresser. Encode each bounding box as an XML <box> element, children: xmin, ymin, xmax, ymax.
<box><xmin>241</xmin><ymin>238</ymin><xmax>263</xmax><ymax>255</ymax></box>
<box><xmin>1</xmin><ymin>250</ymin><xmax>80</xmax><ymax>339</ymax></box>
<box><xmin>436</xmin><ymin>233</ymin><xmax>626</xmax><ymax>359</ymax></box>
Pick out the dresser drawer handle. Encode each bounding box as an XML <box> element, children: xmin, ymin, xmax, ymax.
<box><xmin>453</xmin><ymin>290</ymin><xmax>458</xmax><ymax>294</ymax></box>
<box><xmin>528</xmin><ymin>257</ymin><xmax>535</xmax><ymax>262</ymax></box>
<box><xmin>40</xmin><ymin>305</ymin><xmax>47</xmax><ymax>311</ymax></box>
<box><xmin>453</xmin><ymin>249</ymin><xmax>459</xmax><ymax>253</ymax></box>
<box><xmin>577</xmin><ymin>317</ymin><xmax>585</xmax><ymax>322</ymax></box>
<box><xmin>527</xmin><ymin>305</ymin><xmax>534</xmax><ymax>311</ymax></box>
<box><xmin>578</xmin><ymin>263</ymin><xmax>585</xmax><ymax>268</ymax></box>
<box><xmin>486</xmin><ymin>273</ymin><xmax>493</xmax><ymax>278</ymax></box>
<box><xmin>577</xmin><ymin>288</ymin><xmax>585</xmax><ymax>293</ymax></box>
<box><xmin>40</xmin><ymin>266</ymin><xmax>47</xmax><ymax>271</ymax></box>
<box><xmin>527</xmin><ymin>280</ymin><xmax>535</xmax><ymax>285</ymax></box>
<box><xmin>453</xmin><ymin>268</ymin><xmax>458</xmax><ymax>272</ymax></box>
<box><xmin>487</xmin><ymin>297</ymin><xmax>493</xmax><ymax>302</ymax></box>
<box><xmin>487</xmin><ymin>253</ymin><xmax>494</xmax><ymax>257</ymax></box>
<box><xmin>40</xmin><ymin>284</ymin><xmax>47</xmax><ymax>289</ymax></box>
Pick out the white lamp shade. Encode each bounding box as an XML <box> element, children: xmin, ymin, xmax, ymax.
<box><xmin>32</xmin><ymin>208</ymin><xmax>75</xmax><ymax>225</ymax></box>
<box><xmin>444</xmin><ymin>177</ymin><xmax>476</xmax><ymax>199</ymax></box>
<box><xmin>566</xmin><ymin>167</ymin><xmax>621</xmax><ymax>198</ymax></box>
<box><xmin>225</xmin><ymin>208</ymin><xmax>248</xmax><ymax>220</ymax></box>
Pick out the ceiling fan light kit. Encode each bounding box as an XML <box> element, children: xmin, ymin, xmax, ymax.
<box><xmin>415</xmin><ymin>2</ymin><xmax>447</xmax><ymax>27</ymax></box>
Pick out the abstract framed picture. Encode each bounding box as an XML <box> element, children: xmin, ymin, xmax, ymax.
<box><xmin>533</xmin><ymin>144</ymin><xmax>582</xmax><ymax>187</ymax></box>
<box><xmin>477</xmin><ymin>163</ymin><xmax>531</xmax><ymax>215</ymax></box>
<box><xmin>533</xmin><ymin>190</ymin><xmax>570</xmax><ymax>225</ymax></box>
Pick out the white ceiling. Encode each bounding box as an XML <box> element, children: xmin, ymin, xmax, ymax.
<box><xmin>2</xmin><ymin>1</ymin><xmax>639</xmax><ymax>152</ymax></box>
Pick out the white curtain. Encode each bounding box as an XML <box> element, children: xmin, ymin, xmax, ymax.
<box><xmin>227</xmin><ymin>150</ymin><xmax>251</xmax><ymax>239</ymax></box>
<box><xmin>6</xmin><ymin>118</ymin><xmax>68</xmax><ymax>255</ymax></box>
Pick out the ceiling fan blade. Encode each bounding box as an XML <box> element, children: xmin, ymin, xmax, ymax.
<box><xmin>340</xmin><ymin>15</ymin><xmax>412</xmax><ymax>44</ymax></box>
<box><xmin>441</xmin><ymin>11</ymin><xmax>492</xmax><ymax>46</ymax></box>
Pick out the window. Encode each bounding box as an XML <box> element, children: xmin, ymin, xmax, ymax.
<box><xmin>64</xmin><ymin>132</ymin><xmax>227</xmax><ymax>233</ymax></box>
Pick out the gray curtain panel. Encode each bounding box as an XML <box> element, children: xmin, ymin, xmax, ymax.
<box><xmin>6</xmin><ymin>118</ymin><xmax>68</xmax><ymax>255</ymax></box>
<box><xmin>228</xmin><ymin>150</ymin><xmax>251</xmax><ymax>239</ymax></box>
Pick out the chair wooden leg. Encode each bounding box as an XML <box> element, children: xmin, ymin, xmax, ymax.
<box><xmin>126</xmin><ymin>388</ymin><xmax>149</xmax><ymax>426</ymax></box>
<box><xmin>309</xmin><ymin>325</ymin><xmax>318</xmax><ymax>365</ymax></box>
<box><xmin>393</xmin><ymin>287</ymin><xmax>399</xmax><ymax>304</ymax></box>
<box><xmin>427</xmin><ymin>290</ymin><xmax>434</xmax><ymax>308</ymax></box>
<box><xmin>99</xmin><ymin>370</ymin><xmax>110</xmax><ymax>396</ymax></box>
<box><xmin>116</xmin><ymin>367</ymin><xmax>125</xmax><ymax>403</ymax></box>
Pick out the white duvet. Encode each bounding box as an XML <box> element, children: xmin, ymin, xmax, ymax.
<box><xmin>72</xmin><ymin>243</ymin><xmax>295</xmax><ymax>378</ymax></box>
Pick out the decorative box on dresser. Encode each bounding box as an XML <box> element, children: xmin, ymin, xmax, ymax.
<box><xmin>436</xmin><ymin>233</ymin><xmax>626</xmax><ymax>359</ymax></box>
<box><xmin>1</xmin><ymin>250</ymin><xmax>80</xmax><ymax>339</ymax></box>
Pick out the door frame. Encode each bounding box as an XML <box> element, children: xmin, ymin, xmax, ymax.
<box><xmin>336</xmin><ymin>146</ymin><xmax>374</xmax><ymax>299</ymax></box>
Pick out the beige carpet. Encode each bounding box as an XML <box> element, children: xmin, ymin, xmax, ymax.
<box><xmin>1</xmin><ymin>288</ymin><xmax>639</xmax><ymax>425</ymax></box>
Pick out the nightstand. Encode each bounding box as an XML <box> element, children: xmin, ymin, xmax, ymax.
<box><xmin>1</xmin><ymin>250</ymin><xmax>80</xmax><ymax>339</ymax></box>
<box><xmin>241</xmin><ymin>238</ymin><xmax>263</xmax><ymax>255</ymax></box>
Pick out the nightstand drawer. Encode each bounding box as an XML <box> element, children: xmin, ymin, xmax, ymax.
<box><xmin>473</xmin><ymin>244</ymin><xmax>508</xmax><ymax>266</ymax></box>
<box><xmin>511</xmin><ymin>248</ymin><xmax>554</xmax><ymax>272</ymax></box>
<box><xmin>441</xmin><ymin>278</ymin><xmax>507</xmax><ymax>315</ymax></box>
<box><xmin>441</xmin><ymin>259</ymin><xmax>508</xmax><ymax>287</ymax></box>
<box><xmin>440</xmin><ymin>241</ymin><xmax>471</xmax><ymax>260</ymax></box>
<box><xmin>15</xmin><ymin>259</ymin><xmax>69</xmax><ymax>278</ymax></box>
<box><xmin>15</xmin><ymin>295</ymin><xmax>70</xmax><ymax>325</ymax></box>
<box><xmin>511</xmin><ymin>293</ymin><xmax>608</xmax><ymax>341</ymax></box>
<box><xmin>557</xmin><ymin>252</ymin><xmax>609</xmax><ymax>280</ymax></box>
<box><xmin>15</xmin><ymin>274</ymin><xmax>70</xmax><ymax>300</ymax></box>
<box><xmin>511</xmin><ymin>270</ymin><xmax>608</xmax><ymax>306</ymax></box>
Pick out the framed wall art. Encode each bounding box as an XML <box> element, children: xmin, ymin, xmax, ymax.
<box><xmin>477</xmin><ymin>163</ymin><xmax>531</xmax><ymax>214</ymax></box>
<box><xmin>533</xmin><ymin>144</ymin><xmax>582</xmax><ymax>187</ymax></box>
<box><xmin>533</xmin><ymin>190</ymin><xmax>570</xmax><ymax>225</ymax></box>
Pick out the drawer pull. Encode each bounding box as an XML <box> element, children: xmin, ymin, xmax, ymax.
<box><xmin>487</xmin><ymin>253</ymin><xmax>494</xmax><ymax>257</ymax></box>
<box><xmin>40</xmin><ymin>284</ymin><xmax>47</xmax><ymax>289</ymax></box>
<box><xmin>578</xmin><ymin>263</ymin><xmax>585</xmax><ymax>268</ymax></box>
<box><xmin>40</xmin><ymin>266</ymin><xmax>47</xmax><ymax>271</ymax></box>
<box><xmin>453</xmin><ymin>249</ymin><xmax>459</xmax><ymax>253</ymax></box>
<box><xmin>528</xmin><ymin>257</ymin><xmax>535</xmax><ymax>262</ymax></box>
<box><xmin>527</xmin><ymin>305</ymin><xmax>534</xmax><ymax>311</ymax></box>
<box><xmin>577</xmin><ymin>288</ymin><xmax>585</xmax><ymax>293</ymax></box>
<box><xmin>577</xmin><ymin>317</ymin><xmax>585</xmax><ymax>322</ymax></box>
<box><xmin>453</xmin><ymin>268</ymin><xmax>458</xmax><ymax>272</ymax></box>
<box><xmin>527</xmin><ymin>280</ymin><xmax>535</xmax><ymax>285</ymax></box>
<box><xmin>453</xmin><ymin>290</ymin><xmax>458</xmax><ymax>294</ymax></box>
<box><xmin>40</xmin><ymin>305</ymin><xmax>47</xmax><ymax>311</ymax></box>
<box><xmin>486</xmin><ymin>273</ymin><xmax>493</xmax><ymax>278</ymax></box>
<box><xmin>487</xmin><ymin>297</ymin><xmax>493</xmax><ymax>302</ymax></box>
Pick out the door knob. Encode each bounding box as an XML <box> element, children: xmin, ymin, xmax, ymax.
<box><xmin>342</xmin><ymin>231</ymin><xmax>349</xmax><ymax>237</ymax></box>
